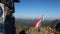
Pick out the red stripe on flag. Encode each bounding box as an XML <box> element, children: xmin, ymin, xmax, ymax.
<box><xmin>34</xmin><ymin>18</ymin><xmax>42</xmax><ymax>28</ymax></box>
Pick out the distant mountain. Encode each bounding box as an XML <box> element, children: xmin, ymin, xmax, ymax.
<box><xmin>44</xmin><ymin>19</ymin><xmax>60</xmax><ymax>31</ymax></box>
<box><xmin>15</xmin><ymin>18</ymin><xmax>53</xmax><ymax>27</ymax></box>
<box><xmin>15</xmin><ymin>18</ymin><xmax>36</xmax><ymax>27</ymax></box>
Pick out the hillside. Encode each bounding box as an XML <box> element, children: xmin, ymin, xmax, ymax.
<box><xmin>16</xmin><ymin>19</ymin><xmax>60</xmax><ymax>34</ymax></box>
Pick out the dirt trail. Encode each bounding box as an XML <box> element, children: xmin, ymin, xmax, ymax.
<box><xmin>16</xmin><ymin>25</ymin><xmax>23</xmax><ymax>34</ymax></box>
<box><xmin>26</xmin><ymin>26</ymin><xmax>60</xmax><ymax>34</ymax></box>
<box><xmin>16</xmin><ymin>25</ymin><xmax>60</xmax><ymax>34</ymax></box>
<box><xmin>25</xmin><ymin>26</ymin><xmax>56</xmax><ymax>34</ymax></box>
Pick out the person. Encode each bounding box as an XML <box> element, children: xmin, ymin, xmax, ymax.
<box><xmin>0</xmin><ymin>7</ymin><xmax>3</xmax><ymax>17</ymax></box>
<box><xmin>4</xmin><ymin>13</ymin><xmax>15</xmax><ymax>34</ymax></box>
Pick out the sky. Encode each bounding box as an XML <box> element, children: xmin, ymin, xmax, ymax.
<box><xmin>14</xmin><ymin>0</ymin><xmax>60</xmax><ymax>19</ymax></box>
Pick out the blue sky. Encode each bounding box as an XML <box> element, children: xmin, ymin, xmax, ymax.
<box><xmin>14</xmin><ymin>0</ymin><xmax>60</xmax><ymax>19</ymax></box>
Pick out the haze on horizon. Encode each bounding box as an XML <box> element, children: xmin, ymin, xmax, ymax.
<box><xmin>14</xmin><ymin>0</ymin><xmax>60</xmax><ymax>19</ymax></box>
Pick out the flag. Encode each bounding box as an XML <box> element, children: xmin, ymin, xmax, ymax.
<box><xmin>34</xmin><ymin>17</ymin><xmax>43</xmax><ymax>28</ymax></box>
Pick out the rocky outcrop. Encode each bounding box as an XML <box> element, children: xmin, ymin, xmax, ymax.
<box><xmin>16</xmin><ymin>20</ymin><xmax>60</xmax><ymax>34</ymax></box>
